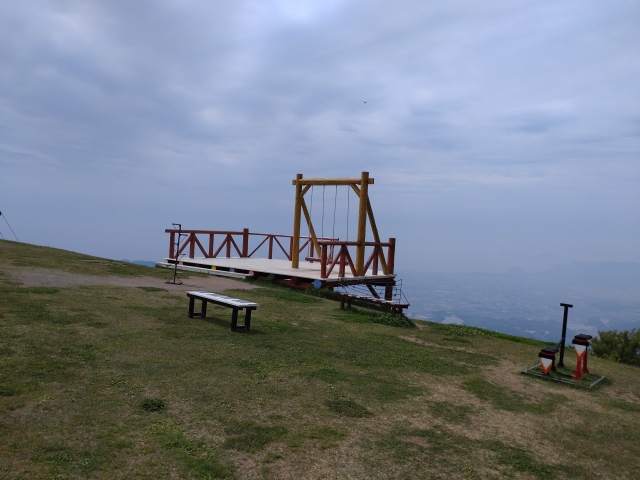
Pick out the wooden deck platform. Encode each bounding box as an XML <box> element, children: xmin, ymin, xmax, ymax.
<box><xmin>164</xmin><ymin>256</ymin><xmax>395</xmax><ymax>286</ymax></box>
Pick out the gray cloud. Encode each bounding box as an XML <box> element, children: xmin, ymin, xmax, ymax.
<box><xmin>1</xmin><ymin>0</ymin><xmax>638</xmax><ymax>272</ymax></box>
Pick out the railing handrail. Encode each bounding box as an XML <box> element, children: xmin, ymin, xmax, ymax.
<box><xmin>166</xmin><ymin>228</ymin><xmax>395</xmax><ymax>277</ymax></box>
<box><xmin>165</xmin><ymin>228</ymin><xmax>338</xmax><ymax>241</ymax></box>
<box><xmin>317</xmin><ymin>240</ymin><xmax>393</xmax><ymax>247</ymax></box>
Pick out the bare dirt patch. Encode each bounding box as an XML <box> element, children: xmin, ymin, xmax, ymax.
<box><xmin>3</xmin><ymin>266</ymin><xmax>257</xmax><ymax>293</ymax></box>
<box><xmin>401</xmin><ymin>436</ymin><xmax>430</xmax><ymax>448</ymax></box>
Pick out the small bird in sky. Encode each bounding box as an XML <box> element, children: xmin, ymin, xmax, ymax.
<box><xmin>364</xmin><ymin>101</ymin><xmax>367</xmax><ymax>103</ymax></box>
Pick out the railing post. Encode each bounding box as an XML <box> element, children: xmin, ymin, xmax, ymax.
<box><xmin>242</xmin><ymin>228</ymin><xmax>249</xmax><ymax>257</ymax></box>
<box><xmin>269</xmin><ymin>236</ymin><xmax>274</xmax><ymax>259</ymax></box>
<box><xmin>321</xmin><ymin>244</ymin><xmax>328</xmax><ymax>278</ymax></box>
<box><xmin>169</xmin><ymin>231</ymin><xmax>176</xmax><ymax>259</ymax></box>
<box><xmin>208</xmin><ymin>234</ymin><xmax>214</xmax><ymax>258</ymax></box>
<box><xmin>188</xmin><ymin>233</ymin><xmax>195</xmax><ymax>258</ymax></box>
<box><xmin>387</xmin><ymin>238</ymin><xmax>395</xmax><ymax>274</ymax></box>
<box><xmin>339</xmin><ymin>246</ymin><xmax>346</xmax><ymax>277</ymax></box>
<box><xmin>226</xmin><ymin>234</ymin><xmax>231</xmax><ymax>258</ymax></box>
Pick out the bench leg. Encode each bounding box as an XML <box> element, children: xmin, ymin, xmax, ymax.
<box><xmin>245</xmin><ymin>308</ymin><xmax>252</xmax><ymax>331</ymax></box>
<box><xmin>201</xmin><ymin>299</ymin><xmax>207</xmax><ymax>318</ymax></box>
<box><xmin>231</xmin><ymin>308</ymin><xmax>238</xmax><ymax>331</ymax></box>
<box><xmin>188</xmin><ymin>297</ymin><xmax>195</xmax><ymax>318</ymax></box>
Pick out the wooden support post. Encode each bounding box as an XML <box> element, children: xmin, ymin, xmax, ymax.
<box><xmin>242</xmin><ymin>228</ymin><xmax>249</xmax><ymax>257</ymax></box>
<box><xmin>385</xmin><ymin>283</ymin><xmax>393</xmax><ymax>301</ymax></box>
<box><xmin>300</xmin><ymin>198</ymin><xmax>322</xmax><ymax>258</ymax></box>
<box><xmin>366</xmin><ymin>199</ymin><xmax>388</xmax><ymax>274</ymax></box>
<box><xmin>226</xmin><ymin>235</ymin><xmax>231</xmax><ymax>258</ymax></box>
<box><xmin>208</xmin><ymin>234</ymin><xmax>214</xmax><ymax>257</ymax></box>
<box><xmin>169</xmin><ymin>232</ymin><xmax>176</xmax><ymax>259</ymax></box>
<box><xmin>269</xmin><ymin>236</ymin><xmax>274</xmax><ymax>259</ymax></box>
<box><xmin>387</xmin><ymin>237</ymin><xmax>395</xmax><ymax>274</ymax></box>
<box><xmin>292</xmin><ymin>174</ymin><xmax>303</xmax><ymax>268</ymax></box>
<box><xmin>355</xmin><ymin>172</ymin><xmax>369</xmax><ymax>276</ymax></box>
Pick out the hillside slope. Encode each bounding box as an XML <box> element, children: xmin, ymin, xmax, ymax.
<box><xmin>0</xmin><ymin>240</ymin><xmax>639</xmax><ymax>479</ymax></box>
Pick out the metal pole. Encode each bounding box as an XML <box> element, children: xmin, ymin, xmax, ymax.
<box><xmin>558</xmin><ymin>303</ymin><xmax>573</xmax><ymax>368</ymax></box>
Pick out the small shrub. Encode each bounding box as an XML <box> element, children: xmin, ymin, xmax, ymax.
<box><xmin>141</xmin><ymin>398</ymin><xmax>165</xmax><ymax>412</ymax></box>
<box><xmin>372</xmin><ymin>313</ymin><xmax>416</xmax><ymax>328</ymax></box>
<box><xmin>306</xmin><ymin>288</ymin><xmax>341</xmax><ymax>301</ymax></box>
<box><xmin>338</xmin><ymin>308</ymin><xmax>416</xmax><ymax>328</ymax></box>
<box><xmin>591</xmin><ymin>329</ymin><xmax>640</xmax><ymax>366</ymax></box>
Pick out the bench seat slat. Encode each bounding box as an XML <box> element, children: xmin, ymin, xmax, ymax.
<box><xmin>188</xmin><ymin>291</ymin><xmax>259</xmax><ymax>308</ymax></box>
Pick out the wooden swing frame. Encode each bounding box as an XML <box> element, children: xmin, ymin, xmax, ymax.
<box><xmin>291</xmin><ymin>172</ymin><xmax>389</xmax><ymax>277</ymax></box>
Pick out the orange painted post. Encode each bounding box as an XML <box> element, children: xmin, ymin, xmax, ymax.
<box><xmin>292</xmin><ymin>174</ymin><xmax>303</xmax><ymax>268</ymax></box>
<box><xmin>387</xmin><ymin>238</ymin><xmax>396</xmax><ymax>274</ymax></box>
<box><xmin>355</xmin><ymin>172</ymin><xmax>369</xmax><ymax>276</ymax></box>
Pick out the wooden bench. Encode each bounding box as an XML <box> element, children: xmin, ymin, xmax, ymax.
<box><xmin>187</xmin><ymin>291</ymin><xmax>259</xmax><ymax>331</ymax></box>
<box><xmin>338</xmin><ymin>293</ymin><xmax>409</xmax><ymax>314</ymax></box>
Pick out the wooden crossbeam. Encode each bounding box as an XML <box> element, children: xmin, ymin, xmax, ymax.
<box><xmin>293</xmin><ymin>178</ymin><xmax>374</xmax><ymax>186</ymax></box>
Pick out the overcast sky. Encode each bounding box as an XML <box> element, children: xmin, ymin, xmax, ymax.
<box><xmin>1</xmin><ymin>0</ymin><xmax>638</xmax><ymax>273</ymax></box>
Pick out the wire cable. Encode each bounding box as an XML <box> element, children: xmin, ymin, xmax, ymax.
<box><xmin>0</xmin><ymin>211</ymin><xmax>19</xmax><ymax>242</ymax></box>
<box><xmin>321</xmin><ymin>186</ymin><xmax>325</xmax><ymax>240</ymax></box>
<box><xmin>346</xmin><ymin>188</ymin><xmax>350</xmax><ymax>241</ymax></box>
<box><xmin>331</xmin><ymin>185</ymin><xmax>337</xmax><ymax>239</ymax></box>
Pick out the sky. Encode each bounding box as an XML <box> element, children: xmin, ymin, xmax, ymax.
<box><xmin>1</xmin><ymin>0</ymin><xmax>639</xmax><ymax>273</ymax></box>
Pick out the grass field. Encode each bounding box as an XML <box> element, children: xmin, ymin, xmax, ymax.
<box><xmin>0</xmin><ymin>239</ymin><xmax>639</xmax><ymax>479</ymax></box>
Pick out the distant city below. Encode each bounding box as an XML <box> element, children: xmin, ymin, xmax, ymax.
<box><xmin>400</xmin><ymin>262</ymin><xmax>640</xmax><ymax>342</ymax></box>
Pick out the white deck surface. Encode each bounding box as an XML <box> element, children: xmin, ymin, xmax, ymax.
<box><xmin>167</xmin><ymin>256</ymin><xmax>395</xmax><ymax>283</ymax></box>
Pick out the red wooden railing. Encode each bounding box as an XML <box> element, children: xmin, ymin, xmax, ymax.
<box><xmin>166</xmin><ymin>229</ymin><xmax>395</xmax><ymax>278</ymax></box>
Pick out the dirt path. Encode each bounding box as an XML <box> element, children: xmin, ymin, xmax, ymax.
<box><xmin>2</xmin><ymin>266</ymin><xmax>257</xmax><ymax>293</ymax></box>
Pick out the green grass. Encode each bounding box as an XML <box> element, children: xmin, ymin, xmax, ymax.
<box><xmin>1</xmin><ymin>239</ymin><xmax>639</xmax><ymax>479</ymax></box>
<box><xmin>426</xmin><ymin>321</ymin><xmax>551</xmax><ymax>346</ymax></box>
<box><xmin>462</xmin><ymin>378</ymin><xmax>567</xmax><ymax>414</ymax></box>
<box><xmin>325</xmin><ymin>399</ymin><xmax>373</xmax><ymax>418</ymax></box>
